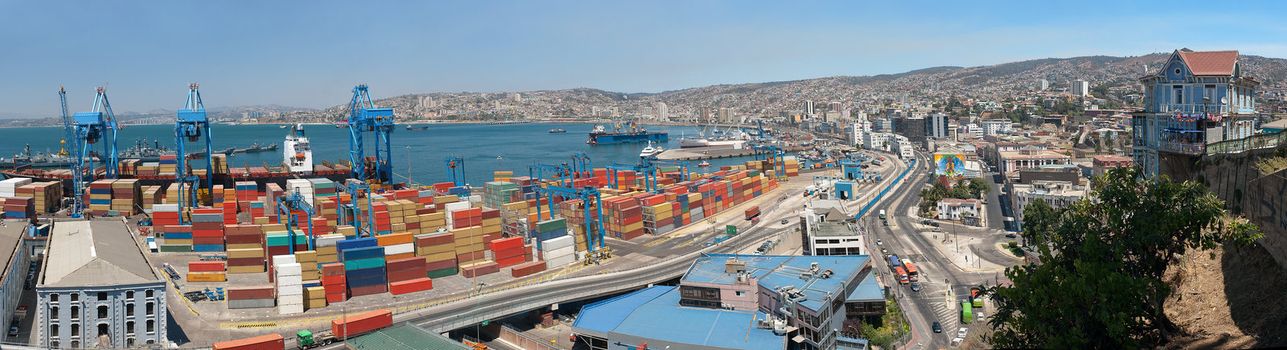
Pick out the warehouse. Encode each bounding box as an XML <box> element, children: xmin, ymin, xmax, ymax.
<box><xmin>36</xmin><ymin>220</ymin><xmax>167</xmax><ymax>348</ymax></box>
<box><xmin>0</xmin><ymin>220</ymin><xmax>32</xmax><ymax>343</ymax></box>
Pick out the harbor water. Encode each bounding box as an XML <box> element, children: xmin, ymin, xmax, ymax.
<box><xmin>0</xmin><ymin>123</ymin><xmax>766</xmax><ymax>185</ymax></box>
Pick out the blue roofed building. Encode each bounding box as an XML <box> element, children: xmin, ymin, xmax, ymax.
<box><xmin>573</xmin><ymin>253</ymin><xmax>880</xmax><ymax>350</ymax></box>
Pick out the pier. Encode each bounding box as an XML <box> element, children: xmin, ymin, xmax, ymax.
<box><xmin>653</xmin><ymin>145</ymin><xmax>809</xmax><ymax>161</ymax></box>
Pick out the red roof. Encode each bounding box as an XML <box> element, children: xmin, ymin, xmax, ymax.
<box><xmin>1177</xmin><ymin>50</ymin><xmax>1239</xmax><ymax>76</ymax></box>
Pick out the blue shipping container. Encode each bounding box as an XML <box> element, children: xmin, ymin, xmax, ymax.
<box><xmin>337</xmin><ymin>237</ymin><xmax>379</xmax><ymax>251</ymax></box>
<box><xmin>339</xmin><ymin>246</ymin><xmax>385</xmax><ymax>261</ymax></box>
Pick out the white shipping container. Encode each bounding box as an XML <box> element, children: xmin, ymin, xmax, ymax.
<box><xmin>278</xmin><ymin>304</ymin><xmax>304</xmax><ymax>315</ymax></box>
<box><xmin>276</xmin><ymin>275</ymin><xmax>303</xmax><ymax>287</ymax></box>
<box><xmin>543</xmin><ymin>245</ymin><xmax>575</xmax><ymax>260</ymax></box>
<box><xmin>385</xmin><ymin>243</ymin><xmax>414</xmax><ymax>255</ymax></box>
<box><xmin>540</xmin><ymin>236</ymin><xmax>574</xmax><ymax>251</ymax></box>
<box><xmin>272</xmin><ymin>255</ymin><xmax>298</xmax><ymax>266</ymax></box>
<box><xmin>545</xmin><ymin>254</ymin><xmax>576</xmax><ymax>268</ymax></box>
<box><xmin>316</xmin><ymin>234</ymin><xmax>346</xmax><ymax>247</ymax></box>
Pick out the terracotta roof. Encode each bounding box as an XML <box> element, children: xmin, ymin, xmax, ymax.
<box><xmin>1177</xmin><ymin>50</ymin><xmax>1238</xmax><ymax>76</ymax></box>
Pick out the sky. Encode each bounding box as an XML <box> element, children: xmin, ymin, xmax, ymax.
<box><xmin>2</xmin><ymin>1</ymin><xmax>1286</xmax><ymax>117</ymax></box>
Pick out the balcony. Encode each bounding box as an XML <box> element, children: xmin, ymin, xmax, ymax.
<box><xmin>1155</xmin><ymin>103</ymin><xmax>1228</xmax><ymax>115</ymax></box>
<box><xmin>1158</xmin><ymin>128</ymin><xmax>1207</xmax><ymax>156</ymax></box>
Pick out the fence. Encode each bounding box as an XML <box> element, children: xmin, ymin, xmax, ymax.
<box><xmin>1206</xmin><ymin>131</ymin><xmax>1287</xmax><ymax>156</ymax></box>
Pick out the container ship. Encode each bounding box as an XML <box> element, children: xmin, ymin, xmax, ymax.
<box><xmin>0</xmin><ymin>124</ymin><xmax>350</xmax><ymax>193</ymax></box>
<box><xmin>586</xmin><ymin>121</ymin><xmax>668</xmax><ymax>145</ymax></box>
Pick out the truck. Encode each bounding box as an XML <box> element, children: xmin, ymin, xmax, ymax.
<box><xmin>878</xmin><ymin>209</ymin><xmax>887</xmax><ymax>220</ymax></box>
<box><xmin>895</xmin><ymin>267</ymin><xmax>909</xmax><ymax>284</ymax></box>
<box><xmin>887</xmin><ymin>255</ymin><xmax>901</xmax><ymax>269</ymax></box>
<box><xmin>744</xmin><ymin>206</ymin><xmax>761</xmax><ymax>221</ymax></box>
<box><xmin>903</xmin><ymin>261</ymin><xmax>919</xmax><ymax>282</ymax></box>
<box><xmin>296</xmin><ymin>309</ymin><xmax>393</xmax><ymax>349</ymax></box>
<box><xmin>213</xmin><ymin>333</ymin><xmax>285</xmax><ymax>350</ymax></box>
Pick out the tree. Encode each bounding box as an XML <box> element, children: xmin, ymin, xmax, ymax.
<box><xmin>986</xmin><ymin>168</ymin><xmax>1260</xmax><ymax>348</ymax></box>
<box><xmin>1019</xmin><ymin>198</ymin><xmax>1057</xmax><ymax>247</ymax></box>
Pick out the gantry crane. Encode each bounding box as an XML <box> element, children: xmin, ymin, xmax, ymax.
<box><xmin>444</xmin><ymin>156</ymin><xmax>466</xmax><ymax>187</ymax></box>
<box><xmin>570</xmin><ymin>152</ymin><xmax>592</xmax><ymax>179</ymax></box>
<box><xmin>277</xmin><ymin>190</ymin><xmax>315</xmax><ymax>253</ymax></box>
<box><xmin>532</xmin><ymin>184</ymin><xmax>607</xmax><ymax>252</ymax></box>
<box><xmin>65</xmin><ymin>86</ymin><xmax>120</xmax><ymax>217</ymax></box>
<box><xmin>175</xmin><ymin>83</ymin><xmax>214</xmax><ymax>217</ymax></box>
<box><xmin>529</xmin><ymin>162</ymin><xmax>574</xmax><ymax>188</ymax></box>
<box><xmin>338</xmin><ymin>180</ymin><xmax>376</xmax><ymax>238</ymax></box>
<box><xmin>607</xmin><ymin>161</ymin><xmax>657</xmax><ymax>192</ymax></box>
<box><xmin>641</xmin><ymin>156</ymin><xmax>692</xmax><ymax>183</ymax></box>
<box><xmin>57</xmin><ymin>87</ymin><xmax>80</xmax><ymax>215</ymax></box>
<box><xmin>753</xmin><ymin>144</ymin><xmax>787</xmax><ymax>179</ymax></box>
<box><xmin>344</xmin><ymin>84</ymin><xmax>395</xmax><ymax>184</ymax></box>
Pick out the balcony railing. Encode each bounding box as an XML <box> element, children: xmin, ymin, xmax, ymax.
<box><xmin>1206</xmin><ymin>131</ymin><xmax>1287</xmax><ymax>156</ymax></box>
<box><xmin>1155</xmin><ymin>103</ymin><xmax>1229</xmax><ymax>115</ymax></box>
<box><xmin>1158</xmin><ymin>140</ymin><xmax>1206</xmax><ymax>155</ymax></box>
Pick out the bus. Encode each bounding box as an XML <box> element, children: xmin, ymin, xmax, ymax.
<box><xmin>903</xmin><ymin>262</ymin><xmax>919</xmax><ymax>282</ymax></box>
<box><xmin>961</xmin><ymin>300</ymin><xmax>974</xmax><ymax>324</ymax></box>
<box><xmin>895</xmin><ymin>266</ymin><xmax>909</xmax><ymax>284</ymax></box>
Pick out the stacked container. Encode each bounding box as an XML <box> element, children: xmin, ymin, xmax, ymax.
<box><xmin>315</xmin><ymin>234</ymin><xmax>345</xmax><ymax>267</ymax></box>
<box><xmin>226</xmin><ymin>286</ymin><xmax>275</xmax><ymax>309</ymax></box>
<box><xmin>226</xmin><ymin>224</ymin><xmax>266</xmax><ymax>273</ymax></box>
<box><xmin>15</xmin><ymin>181</ymin><xmax>61</xmax><ymax>213</ymax></box>
<box><xmin>641</xmin><ymin>194</ymin><xmax>675</xmax><ymax>235</ymax></box>
<box><xmin>533</xmin><ymin>218</ymin><xmax>567</xmax><ymax>244</ymax></box>
<box><xmin>187</xmin><ymin>261</ymin><xmax>227</xmax><ymax>282</ymax></box>
<box><xmin>377</xmin><ymin>232</ymin><xmax>416</xmax><ymax>261</ymax></box>
<box><xmin>452</xmin><ymin>226</ymin><xmax>486</xmax><ymax>266</ymax></box>
<box><xmin>480</xmin><ymin>208</ymin><xmax>502</xmax><ymax>249</ymax></box>
<box><xmin>541</xmin><ymin>235</ymin><xmax>576</xmax><ymax>267</ymax></box>
<box><xmin>321</xmin><ymin>262</ymin><xmax>347</xmax><ymax>303</ymax></box>
<box><xmin>0</xmin><ymin>196</ymin><xmax>33</xmax><ymax>219</ymax></box>
<box><xmin>511</xmin><ymin>260</ymin><xmax>548</xmax><ymax>278</ymax></box>
<box><xmin>141</xmin><ymin>185</ymin><xmax>162</xmax><ymax>212</ymax></box>
<box><xmin>338</xmin><ymin>238</ymin><xmax>387</xmax><ymax>297</ymax></box>
<box><xmin>88</xmin><ymin>179</ymin><xmax>113</xmax><ymax>215</ymax></box>
<box><xmin>489</xmin><ymin>237</ymin><xmax>526</xmax><ymax>268</ymax></box>
<box><xmin>415</xmin><ymin>232</ymin><xmax>458</xmax><ymax>278</ymax></box>
<box><xmin>603</xmin><ymin>196</ymin><xmax>644</xmax><ymax>240</ymax></box>
<box><xmin>0</xmin><ymin>178</ymin><xmax>33</xmax><ymax>198</ymax></box>
<box><xmin>304</xmin><ymin>286</ymin><xmax>327</xmax><ymax>310</ymax></box>
<box><xmin>386</xmin><ymin>256</ymin><xmax>432</xmax><ymax>295</ymax></box>
<box><xmin>110</xmin><ymin>179</ymin><xmax>140</xmax><ymax>214</ymax></box>
<box><xmin>153</xmin><ymin>204</ymin><xmax>189</xmax><ymax>252</ymax></box>
<box><xmin>284</xmin><ymin>179</ymin><xmax>314</xmax><ymax>205</ymax></box>
<box><xmin>158</xmin><ymin>154</ymin><xmax>178</xmax><ymax>175</ymax></box>
<box><xmin>235</xmin><ymin>181</ymin><xmax>257</xmax><ymax>212</ymax></box>
<box><xmin>295</xmin><ymin>250</ymin><xmax>320</xmax><ymax>282</ymax></box>
<box><xmin>191</xmin><ymin>207</ymin><xmax>225</xmax><ymax>252</ymax></box>
<box><xmin>273</xmin><ymin>255</ymin><xmax>304</xmax><ymax>315</ymax></box>
<box><xmin>450</xmin><ymin>207</ymin><xmax>482</xmax><ymax>229</ymax></box>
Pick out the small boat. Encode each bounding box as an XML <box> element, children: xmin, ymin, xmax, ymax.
<box><xmin>406</xmin><ymin>125</ymin><xmax>430</xmax><ymax>131</ymax></box>
<box><xmin>698</xmin><ymin>160</ymin><xmax>711</xmax><ymax>168</ymax></box>
<box><xmin>548</xmin><ymin>128</ymin><xmax>567</xmax><ymax>134</ymax></box>
<box><xmin>639</xmin><ymin>141</ymin><xmax>664</xmax><ymax>158</ymax></box>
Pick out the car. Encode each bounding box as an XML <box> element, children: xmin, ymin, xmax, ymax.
<box><xmin>930</xmin><ymin>221</ymin><xmax>940</xmax><ymax>227</ymax></box>
<box><xmin>880</xmin><ymin>248</ymin><xmax>888</xmax><ymax>255</ymax></box>
<box><xmin>932</xmin><ymin>321</ymin><xmax>942</xmax><ymax>333</ymax></box>
<box><xmin>1005</xmin><ymin>233</ymin><xmax>1017</xmax><ymax>238</ymax></box>
<box><xmin>957</xmin><ymin>327</ymin><xmax>969</xmax><ymax>339</ymax></box>
<box><xmin>876</xmin><ymin>239</ymin><xmax>883</xmax><ymax>246</ymax></box>
<box><xmin>910</xmin><ymin>282</ymin><xmax>922</xmax><ymax>292</ymax></box>
<box><xmin>7</xmin><ymin>325</ymin><xmax>18</xmax><ymax>337</ymax></box>
<box><xmin>780</xmin><ymin>219</ymin><xmax>789</xmax><ymax>225</ymax></box>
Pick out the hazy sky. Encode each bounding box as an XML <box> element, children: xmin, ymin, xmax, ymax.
<box><xmin>2</xmin><ymin>1</ymin><xmax>1285</xmax><ymax>117</ymax></box>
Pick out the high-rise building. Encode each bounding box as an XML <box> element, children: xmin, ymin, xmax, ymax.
<box><xmin>1039</xmin><ymin>79</ymin><xmax>1050</xmax><ymax>91</ymax></box>
<box><xmin>718</xmin><ymin>107</ymin><xmax>734</xmax><ymax>123</ymax></box>
<box><xmin>655</xmin><ymin>102</ymin><xmax>669</xmax><ymax>120</ymax></box>
<box><xmin>803</xmin><ymin>100</ymin><xmax>815</xmax><ymax>116</ymax></box>
<box><xmin>928</xmin><ymin>113</ymin><xmax>950</xmax><ymax>139</ymax></box>
<box><xmin>1132</xmin><ymin>49</ymin><xmax>1259</xmax><ymax>177</ymax></box>
<box><xmin>828</xmin><ymin>101</ymin><xmax>842</xmax><ymax>113</ymax></box>
<box><xmin>1071</xmin><ymin>80</ymin><xmax>1090</xmax><ymax>97</ymax></box>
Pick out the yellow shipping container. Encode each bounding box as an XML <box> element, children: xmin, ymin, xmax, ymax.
<box><xmin>186</xmin><ymin>272</ymin><xmax>227</xmax><ymax>282</ymax></box>
<box><xmin>228</xmin><ymin>265</ymin><xmax>265</xmax><ymax>274</ymax></box>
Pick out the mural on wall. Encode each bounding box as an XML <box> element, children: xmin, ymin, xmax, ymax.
<box><xmin>934</xmin><ymin>153</ymin><xmax>965</xmax><ymax>177</ymax></box>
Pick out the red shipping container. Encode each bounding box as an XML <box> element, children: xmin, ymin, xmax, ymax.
<box><xmin>226</xmin><ymin>286</ymin><xmax>275</xmax><ymax>300</ymax></box>
<box><xmin>387</xmin><ymin>268</ymin><xmax>427</xmax><ymax>282</ymax></box>
<box><xmin>348</xmin><ymin>284</ymin><xmax>388</xmax><ymax>297</ymax></box>
<box><xmin>321</xmin><ymin>263</ymin><xmax>345</xmax><ymax>276</ymax></box>
<box><xmin>227</xmin><ymin>257</ymin><xmax>265</xmax><ymax>267</ymax></box>
<box><xmin>188</xmin><ymin>261</ymin><xmax>227</xmax><ymax>272</ymax></box>
<box><xmin>461</xmin><ymin>262</ymin><xmax>499</xmax><ymax>278</ymax></box>
<box><xmin>489</xmin><ymin>237</ymin><xmax>524</xmax><ymax>251</ymax></box>
<box><xmin>325</xmin><ymin>291</ymin><xmax>347</xmax><ymax>304</ymax></box>
<box><xmin>492</xmin><ymin>246</ymin><xmax>526</xmax><ymax>260</ymax></box>
<box><xmin>192</xmin><ymin>237</ymin><xmax>226</xmax><ymax>245</ymax></box>
<box><xmin>321</xmin><ymin>274</ymin><xmax>347</xmax><ymax>286</ymax></box>
<box><xmin>330</xmin><ymin>309</ymin><xmax>393</xmax><ymax>339</ymax></box>
<box><xmin>456</xmin><ymin>251</ymin><xmax>486</xmax><ymax>262</ymax></box>
<box><xmin>212</xmin><ymin>333</ymin><xmax>284</xmax><ymax>350</ymax></box>
<box><xmin>388</xmin><ymin>278</ymin><xmax>433</xmax><ymax>295</ymax></box>
<box><xmin>495</xmin><ymin>255</ymin><xmax>527</xmax><ymax>268</ymax></box>
<box><xmin>425</xmin><ymin>258</ymin><xmax>457</xmax><ymax>271</ymax></box>
<box><xmin>511</xmin><ymin>261</ymin><xmax>547</xmax><ymax>278</ymax></box>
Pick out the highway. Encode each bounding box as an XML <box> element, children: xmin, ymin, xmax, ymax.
<box><xmin>864</xmin><ymin>151</ymin><xmax>1013</xmax><ymax>350</ymax></box>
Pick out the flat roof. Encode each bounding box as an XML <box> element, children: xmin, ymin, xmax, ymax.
<box><xmin>573</xmin><ymin>286</ymin><xmax>784</xmax><ymax>350</ymax></box>
<box><xmin>347</xmin><ymin>323</ymin><xmax>469</xmax><ymax>350</ymax></box>
<box><xmin>40</xmin><ymin>220</ymin><xmax>159</xmax><ymax>288</ymax></box>
<box><xmin>683</xmin><ymin>254</ymin><xmax>870</xmax><ymax>312</ymax></box>
<box><xmin>0</xmin><ymin>220</ymin><xmax>25</xmax><ymax>282</ymax></box>
<box><xmin>846</xmin><ymin>273</ymin><xmax>884</xmax><ymax>302</ymax></box>
<box><xmin>813</xmin><ymin>221</ymin><xmax>859</xmax><ymax>238</ymax></box>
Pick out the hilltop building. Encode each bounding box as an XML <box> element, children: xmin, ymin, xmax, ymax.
<box><xmin>1132</xmin><ymin>49</ymin><xmax>1259</xmax><ymax>177</ymax></box>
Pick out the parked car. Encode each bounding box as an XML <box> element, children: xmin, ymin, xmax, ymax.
<box><xmin>780</xmin><ymin>219</ymin><xmax>789</xmax><ymax>225</ymax></box>
<box><xmin>876</xmin><ymin>239</ymin><xmax>883</xmax><ymax>246</ymax></box>
<box><xmin>1005</xmin><ymin>233</ymin><xmax>1017</xmax><ymax>238</ymax></box>
<box><xmin>8</xmin><ymin>325</ymin><xmax>18</xmax><ymax>337</ymax></box>
<box><xmin>957</xmin><ymin>327</ymin><xmax>969</xmax><ymax>339</ymax></box>
<box><xmin>932</xmin><ymin>321</ymin><xmax>942</xmax><ymax>333</ymax></box>
<box><xmin>880</xmin><ymin>248</ymin><xmax>888</xmax><ymax>255</ymax></box>
<box><xmin>910</xmin><ymin>282</ymin><xmax>922</xmax><ymax>292</ymax></box>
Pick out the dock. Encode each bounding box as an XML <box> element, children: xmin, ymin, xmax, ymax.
<box><xmin>654</xmin><ymin>145</ymin><xmax>809</xmax><ymax>161</ymax></box>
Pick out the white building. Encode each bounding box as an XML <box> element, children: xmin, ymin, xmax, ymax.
<box><xmin>961</xmin><ymin>123</ymin><xmax>983</xmax><ymax>139</ymax></box>
<box><xmin>863</xmin><ymin>132</ymin><xmax>893</xmax><ymax>152</ymax></box>
<box><xmin>848</xmin><ymin>123</ymin><xmax>864</xmax><ymax>147</ymax></box>
<box><xmin>928</xmin><ymin>113</ymin><xmax>950</xmax><ymax>139</ymax></box>
<box><xmin>892</xmin><ymin>135</ymin><xmax>915</xmax><ymax>160</ymax></box>
<box><xmin>1009</xmin><ymin>180</ymin><xmax>1086</xmax><ymax>225</ymax></box>
<box><xmin>800</xmin><ymin>200</ymin><xmax>865</xmax><ymax>256</ymax></box>
<box><xmin>655</xmin><ymin>102</ymin><xmax>669</xmax><ymax>120</ymax></box>
<box><xmin>0</xmin><ymin>221</ymin><xmax>36</xmax><ymax>343</ymax></box>
<box><xmin>981</xmin><ymin>119</ymin><xmax>1013</xmax><ymax>136</ymax></box>
<box><xmin>37</xmin><ymin>220</ymin><xmax>168</xmax><ymax>348</ymax></box>
<box><xmin>936</xmin><ymin>198</ymin><xmax>983</xmax><ymax>225</ymax></box>
<box><xmin>1071</xmin><ymin>80</ymin><xmax>1090</xmax><ymax>97</ymax></box>
<box><xmin>1039</xmin><ymin>79</ymin><xmax>1050</xmax><ymax>91</ymax></box>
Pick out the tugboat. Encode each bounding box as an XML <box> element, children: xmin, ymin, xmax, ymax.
<box><xmin>698</xmin><ymin>160</ymin><xmax>711</xmax><ymax>168</ymax></box>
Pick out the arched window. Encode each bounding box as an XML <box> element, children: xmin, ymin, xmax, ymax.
<box><xmin>126</xmin><ymin>291</ymin><xmax>134</xmax><ymax>300</ymax></box>
<box><xmin>97</xmin><ymin>323</ymin><xmax>109</xmax><ymax>336</ymax></box>
<box><xmin>50</xmin><ymin>324</ymin><xmax>59</xmax><ymax>337</ymax></box>
<box><xmin>126</xmin><ymin>304</ymin><xmax>134</xmax><ymax>317</ymax></box>
<box><xmin>126</xmin><ymin>321</ymin><xmax>134</xmax><ymax>335</ymax></box>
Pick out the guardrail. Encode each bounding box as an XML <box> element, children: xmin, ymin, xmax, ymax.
<box><xmin>854</xmin><ymin>158</ymin><xmax>917</xmax><ymax>219</ymax></box>
<box><xmin>1205</xmin><ymin>131</ymin><xmax>1287</xmax><ymax>156</ymax></box>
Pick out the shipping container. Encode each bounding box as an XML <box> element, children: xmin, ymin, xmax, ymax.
<box><xmin>330</xmin><ymin>309</ymin><xmax>393</xmax><ymax>339</ymax></box>
<box><xmin>212</xmin><ymin>333</ymin><xmax>285</xmax><ymax>350</ymax></box>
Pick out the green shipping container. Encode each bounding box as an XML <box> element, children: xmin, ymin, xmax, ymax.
<box><xmin>158</xmin><ymin>244</ymin><xmax>192</xmax><ymax>253</ymax></box>
<box><xmin>725</xmin><ymin>225</ymin><xmax>738</xmax><ymax>235</ymax></box>
<box><xmin>265</xmin><ymin>234</ymin><xmax>292</xmax><ymax>246</ymax></box>
<box><xmin>537</xmin><ymin>218</ymin><xmax>567</xmax><ymax>232</ymax></box>
<box><xmin>427</xmin><ymin>267</ymin><xmax>459</xmax><ymax>279</ymax></box>
<box><xmin>344</xmin><ymin>257</ymin><xmax>387</xmax><ymax>271</ymax></box>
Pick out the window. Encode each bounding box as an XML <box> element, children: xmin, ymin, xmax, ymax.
<box><xmin>146</xmin><ymin>302</ymin><xmax>154</xmax><ymax>316</ymax></box>
<box><xmin>71</xmin><ymin>340</ymin><xmax>79</xmax><ymax>348</ymax></box>
<box><xmin>51</xmin><ymin>306</ymin><xmax>59</xmax><ymax>320</ymax></box>
<box><xmin>735</xmin><ymin>291</ymin><xmax>745</xmax><ymax>297</ymax></box>
<box><xmin>71</xmin><ymin>306</ymin><xmax>80</xmax><ymax>320</ymax></box>
<box><xmin>50</xmin><ymin>341</ymin><xmax>59</xmax><ymax>348</ymax></box>
<box><xmin>50</xmin><ymin>294</ymin><xmax>59</xmax><ymax>302</ymax></box>
<box><xmin>1173</xmin><ymin>85</ymin><xmax>1184</xmax><ymax>105</ymax></box>
<box><xmin>50</xmin><ymin>324</ymin><xmax>58</xmax><ymax>337</ymax></box>
<box><xmin>145</xmin><ymin>290</ymin><xmax>154</xmax><ymax>298</ymax></box>
<box><xmin>71</xmin><ymin>293</ymin><xmax>79</xmax><ymax>302</ymax></box>
<box><xmin>97</xmin><ymin>305</ymin><xmax>108</xmax><ymax>319</ymax></box>
<box><xmin>126</xmin><ymin>304</ymin><xmax>134</xmax><ymax>317</ymax></box>
<box><xmin>97</xmin><ymin>292</ymin><xmax>107</xmax><ymax>301</ymax></box>
<box><xmin>126</xmin><ymin>321</ymin><xmax>134</xmax><ymax>335</ymax></box>
<box><xmin>146</xmin><ymin>320</ymin><xmax>155</xmax><ymax>334</ymax></box>
<box><xmin>127</xmin><ymin>338</ymin><xmax>135</xmax><ymax>347</ymax></box>
<box><xmin>1205</xmin><ymin>85</ymin><xmax>1216</xmax><ymax>104</ymax></box>
<box><xmin>126</xmin><ymin>291</ymin><xmax>134</xmax><ymax>300</ymax></box>
<box><xmin>71</xmin><ymin>323</ymin><xmax>79</xmax><ymax>337</ymax></box>
<box><xmin>97</xmin><ymin>324</ymin><xmax>109</xmax><ymax>336</ymax></box>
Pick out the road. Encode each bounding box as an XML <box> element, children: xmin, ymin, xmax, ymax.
<box><xmin>865</xmin><ymin>151</ymin><xmax>1012</xmax><ymax>350</ymax></box>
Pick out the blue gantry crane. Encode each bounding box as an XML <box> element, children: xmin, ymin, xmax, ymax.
<box><xmin>175</xmin><ymin>83</ymin><xmax>214</xmax><ymax>216</ymax></box>
<box><xmin>570</xmin><ymin>152</ymin><xmax>592</xmax><ymax>179</ymax></box>
<box><xmin>65</xmin><ymin>86</ymin><xmax>120</xmax><ymax>217</ymax></box>
<box><xmin>641</xmin><ymin>156</ymin><xmax>692</xmax><ymax>183</ymax></box>
<box><xmin>344</xmin><ymin>84</ymin><xmax>396</xmax><ymax>184</ymax></box>
<box><xmin>606</xmin><ymin>161</ymin><xmax>657</xmax><ymax>192</ymax></box>
<box><xmin>338</xmin><ymin>180</ymin><xmax>376</xmax><ymax>238</ymax></box>
<box><xmin>444</xmin><ymin>156</ymin><xmax>466</xmax><ymax>186</ymax></box>
<box><xmin>57</xmin><ymin>87</ymin><xmax>82</xmax><ymax>216</ymax></box>
<box><xmin>532</xmin><ymin>184</ymin><xmax>607</xmax><ymax>252</ymax></box>
<box><xmin>276</xmin><ymin>190</ymin><xmax>316</xmax><ymax>253</ymax></box>
<box><xmin>530</xmin><ymin>162</ymin><xmax>575</xmax><ymax>188</ymax></box>
<box><xmin>753</xmin><ymin>144</ymin><xmax>787</xmax><ymax>179</ymax></box>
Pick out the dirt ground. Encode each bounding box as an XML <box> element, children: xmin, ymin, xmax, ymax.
<box><xmin>1163</xmin><ymin>243</ymin><xmax>1287</xmax><ymax>349</ymax></box>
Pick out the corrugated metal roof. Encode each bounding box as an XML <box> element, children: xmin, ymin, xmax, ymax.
<box><xmin>346</xmin><ymin>323</ymin><xmax>469</xmax><ymax>350</ymax></box>
<box><xmin>40</xmin><ymin>220</ymin><xmax>159</xmax><ymax>288</ymax></box>
<box><xmin>573</xmin><ymin>286</ymin><xmax>784</xmax><ymax>350</ymax></box>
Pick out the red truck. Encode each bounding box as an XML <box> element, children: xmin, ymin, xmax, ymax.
<box><xmin>745</xmin><ymin>206</ymin><xmax>761</xmax><ymax>221</ymax></box>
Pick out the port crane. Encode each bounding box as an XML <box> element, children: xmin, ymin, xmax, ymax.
<box><xmin>753</xmin><ymin>144</ymin><xmax>787</xmax><ymax>179</ymax></box>
<box><xmin>64</xmin><ymin>86</ymin><xmax>120</xmax><ymax>217</ymax></box>
<box><xmin>641</xmin><ymin>156</ymin><xmax>692</xmax><ymax>183</ymax></box>
<box><xmin>344</xmin><ymin>84</ymin><xmax>395</xmax><ymax>185</ymax></box>
<box><xmin>444</xmin><ymin>156</ymin><xmax>466</xmax><ymax>187</ymax></box>
<box><xmin>606</xmin><ymin>162</ymin><xmax>656</xmax><ymax>192</ymax></box>
<box><xmin>570</xmin><ymin>152</ymin><xmax>592</xmax><ymax>179</ymax></box>
<box><xmin>338</xmin><ymin>180</ymin><xmax>376</xmax><ymax>238</ymax></box>
<box><xmin>175</xmin><ymin>83</ymin><xmax>214</xmax><ymax>217</ymax></box>
<box><xmin>529</xmin><ymin>162</ymin><xmax>575</xmax><ymax>188</ymax></box>
<box><xmin>57</xmin><ymin>87</ymin><xmax>82</xmax><ymax>216</ymax></box>
<box><xmin>531</xmin><ymin>184</ymin><xmax>607</xmax><ymax>252</ymax></box>
<box><xmin>276</xmin><ymin>190</ymin><xmax>316</xmax><ymax>253</ymax></box>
